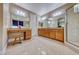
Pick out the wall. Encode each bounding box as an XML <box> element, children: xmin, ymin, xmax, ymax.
<box><xmin>37</xmin><ymin>16</ymin><xmax>41</xmax><ymax>28</ymax></box>
<box><xmin>30</xmin><ymin>13</ymin><xmax>38</xmax><ymax>36</ymax></box>
<box><xmin>0</xmin><ymin>3</ymin><xmax>3</xmax><ymax>54</ymax></box>
<box><xmin>2</xmin><ymin>3</ymin><xmax>10</xmax><ymax>54</ymax></box>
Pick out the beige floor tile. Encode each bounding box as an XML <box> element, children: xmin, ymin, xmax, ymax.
<box><xmin>6</xmin><ymin>36</ymin><xmax>78</xmax><ymax>55</ymax></box>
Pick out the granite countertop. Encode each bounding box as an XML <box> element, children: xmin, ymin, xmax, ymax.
<box><xmin>38</xmin><ymin>27</ymin><xmax>64</xmax><ymax>29</ymax></box>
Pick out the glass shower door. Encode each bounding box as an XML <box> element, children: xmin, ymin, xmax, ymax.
<box><xmin>67</xmin><ymin>4</ymin><xmax>79</xmax><ymax>47</ymax></box>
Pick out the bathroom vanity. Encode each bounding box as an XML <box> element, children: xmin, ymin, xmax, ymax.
<box><xmin>7</xmin><ymin>28</ymin><xmax>31</xmax><ymax>45</ymax></box>
<box><xmin>38</xmin><ymin>28</ymin><xmax>64</xmax><ymax>42</ymax></box>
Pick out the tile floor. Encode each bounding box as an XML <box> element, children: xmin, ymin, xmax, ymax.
<box><xmin>6</xmin><ymin>36</ymin><xmax>78</xmax><ymax>55</ymax></box>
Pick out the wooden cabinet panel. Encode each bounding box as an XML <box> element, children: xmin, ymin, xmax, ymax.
<box><xmin>38</xmin><ymin>29</ymin><xmax>44</xmax><ymax>36</ymax></box>
<box><xmin>56</xmin><ymin>29</ymin><xmax>64</xmax><ymax>42</ymax></box>
<box><xmin>46</xmin><ymin>29</ymin><xmax>50</xmax><ymax>38</ymax></box>
<box><xmin>50</xmin><ymin>29</ymin><xmax>56</xmax><ymax>39</ymax></box>
<box><xmin>25</xmin><ymin>30</ymin><xmax>31</xmax><ymax>39</ymax></box>
<box><xmin>38</xmin><ymin>29</ymin><xmax>50</xmax><ymax>37</ymax></box>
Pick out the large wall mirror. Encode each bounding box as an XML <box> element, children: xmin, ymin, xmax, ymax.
<box><xmin>9</xmin><ymin>4</ymin><xmax>30</xmax><ymax>28</ymax></box>
<box><xmin>38</xmin><ymin>16</ymin><xmax>48</xmax><ymax>28</ymax></box>
<box><xmin>38</xmin><ymin>10</ymin><xmax>65</xmax><ymax>28</ymax></box>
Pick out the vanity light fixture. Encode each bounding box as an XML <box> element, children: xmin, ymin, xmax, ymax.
<box><xmin>42</xmin><ymin>16</ymin><xmax>47</xmax><ymax>20</ymax></box>
<box><xmin>38</xmin><ymin>16</ymin><xmax>47</xmax><ymax>22</ymax></box>
<box><xmin>48</xmin><ymin>18</ymin><xmax>53</xmax><ymax>20</ymax></box>
<box><xmin>15</xmin><ymin>9</ymin><xmax>26</xmax><ymax>17</ymax></box>
<box><xmin>48</xmin><ymin>21</ymin><xmax>51</xmax><ymax>24</ymax></box>
<box><xmin>52</xmin><ymin>11</ymin><xmax>63</xmax><ymax>17</ymax></box>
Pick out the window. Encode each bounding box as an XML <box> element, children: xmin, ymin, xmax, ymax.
<box><xmin>10</xmin><ymin>4</ymin><xmax>30</xmax><ymax>28</ymax></box>
<box><xmin>74</xmin><ymin>4</ymin><xmax>79</xmax><ymax>13</ymax></box>
<box><xmin>12</xmin><ymin>20</ymin><xmax>18</xmax><ymax>26</ymax></box>
<box><xmin>12</xmin><ymin>20</ymin><xmax>24</xmax><ymax>28</ymax></box>
<box><xmin>19</xmin><ymin>21</ymin><xmax>24</xmax><ymax>26</ymax></box>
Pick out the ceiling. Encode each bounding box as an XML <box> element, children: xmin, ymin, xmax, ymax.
<box><xmin>15</xmin><ymin>3</ymin><xmax>66</xmax><ymax>16</ymax></box>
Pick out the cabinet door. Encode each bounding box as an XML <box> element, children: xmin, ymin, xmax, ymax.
<box><xmin>38</xmin><ymin>29</ymin><xmax>50</xmax><ymax>37</ymax></box>
<box><xmin>26</xmin><ymin>30</ymin><xmax>31</xmax><ymax>39</ymax></box>
<box><xmin>50</xmin><ymin>29</ymin><xmax>56</xmax><ymax>39</ymax></box>
<box><xmin>41</xmin><ymin>29</ymin><xmax>45</xmax><ymax>36</ymax></box>
<box><xmin>45</xmin><ymin>29</ymin><xmax>50</xmax><ymax>38</ymax></box>
<box><xmin>38</xmin><ymin>29</ymin><xmax>43</xmax><ymax>36</ymax></box>
<box><xmin>56</xmin><ymin>29</ymin><xmax>64</xmax><ymax>42</ymax></box>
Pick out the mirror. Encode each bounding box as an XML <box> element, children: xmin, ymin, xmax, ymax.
<box><xmin>58</xmin><ymin>18</ymin><xmax>65</xmax><ymax>27</ymax></box>
<box><xmin>38</xmin><ymin>16</ymin><xmax>48</xmax><ymax>28</ymax></box>
<box><xmin>10</xmin><ymin>4</ymin><xmax>30</xmax><ymax>28</ymax></box>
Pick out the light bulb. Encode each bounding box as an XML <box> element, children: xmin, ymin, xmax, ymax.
<box><xmin>48</xmin><ymin>21</ymin><xmax>51</xmax><ymax>24</ymax></box>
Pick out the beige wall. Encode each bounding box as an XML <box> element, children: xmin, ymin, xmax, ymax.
<box><xmin>30</xmin><ymin>13</ymin><xmax>38</xmax><ymax>36</ymax></box>
<box><xmin>2</xmin><ymin>3</ymin><xmax>10</xmax><ymax>54</ymax></box>
<box><xmin>0</xmin><ymin>3</ymin><xmax>3</xmax><ymax>53</ymax></box>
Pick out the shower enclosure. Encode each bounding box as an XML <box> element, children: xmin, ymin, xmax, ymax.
<box><xmin>67</xmin><ymin>4</ymin><xmax>79</xmax><ymax>47</ymax></box>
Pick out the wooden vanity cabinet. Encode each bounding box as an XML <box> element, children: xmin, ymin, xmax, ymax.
<box><xmin>38</xmin><ymin>28</ymin><xmax>64</xmax><ymax>42</ymax></box>
<box><xmin>7</xmin><ymin>29</ymin><xmax>32</xmax><ymax>46</ymax></box>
